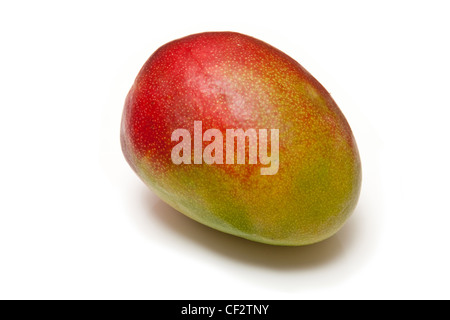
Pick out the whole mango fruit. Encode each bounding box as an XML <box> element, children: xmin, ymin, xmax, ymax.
<box><xmin>121</xmin><ymin>32</ymin><xmax>361</xmax><ymax>246</ymax></box>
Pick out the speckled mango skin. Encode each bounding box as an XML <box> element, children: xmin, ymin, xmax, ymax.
<box><xmin>121</xmin><ymin>32</ymin><xmax>361</xmax><ymax>246</ymax></box>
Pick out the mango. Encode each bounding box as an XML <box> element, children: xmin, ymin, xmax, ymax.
<box><xmin>120</xmin><ymin>32</ymin><xmax>361</xmax><ymax>246</ymax></box>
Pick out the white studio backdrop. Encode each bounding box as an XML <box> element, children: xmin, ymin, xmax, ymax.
<box><xmin>0</xmin><ymin>1</ymin><xmax>449</xmax><ymax>299</ymax></box>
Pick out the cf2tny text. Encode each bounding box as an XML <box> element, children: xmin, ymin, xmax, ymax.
<box><xmin>181</xmin><ymin>304</ymin><xmax>269</xmax><ymax>317</ymax></box>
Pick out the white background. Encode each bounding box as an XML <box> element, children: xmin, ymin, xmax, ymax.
<box><xmin>1</xmin><ymin>0</ymin><xmax>449</xmax><ymax>300</ymax></box>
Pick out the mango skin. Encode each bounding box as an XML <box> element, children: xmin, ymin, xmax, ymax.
<box><xmin>121</xmin><ymin>32</ymin><xmax>361</xmax><ymax>246</ymax></box>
